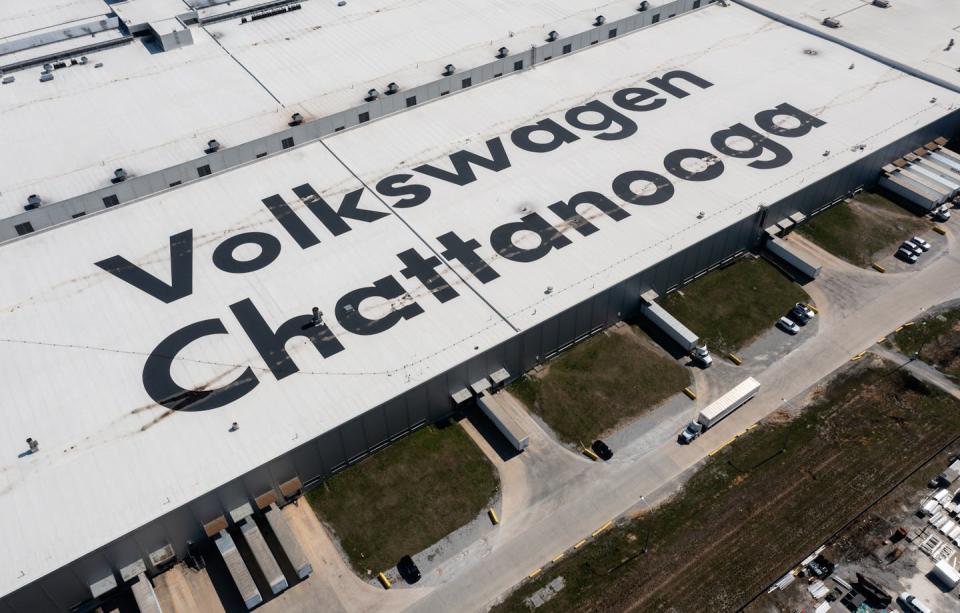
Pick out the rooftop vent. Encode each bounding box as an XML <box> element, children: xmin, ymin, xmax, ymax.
<box><xmin>872</xmin><ymin>0</ymin><xmax>890</xmax><ymax>7</ymax></box>
<box><xmin>25</xmin><ymin>195</ymin><xmax>41</xmax><ymax>210</ymax></box>
<box><xmin>386</xmin><ymin>82</ymin><xmax>399</xmax><ymax>95</ymax></box>
<box><xmin>594</xmin><ymin>15</ymin><xmax>606</xmax><ymax>26</ymax></box>
<box><xmin>442</xmin><ymin>63</ymin><xmax>456</xmax><ymax>76</ymax></box>
<box><xmin>39</xmin><ymin>73</ymin><xmax>53</xmax><ymax>82</ymax></box>
<box><xmin>546</xmin><ymin>30</ymin><xmax>558</xmax><ymax>42</ymax></box>
<box><xmin>2</xmin><ymin>76</ymin><xmax>14</xmax><ymax>84</ymax></box>
<box><xmin>206</xmin><ymin>139</ymin><xmax>220</xmax><ymax>153</ymax></box>
<box><xmin>637</xmin><ymin>1</ymin><xmax>649</xmax><ymax>11</ymax></box>
<box><xmin>822</xmin><ymin>17</ymin><xmax>841</xmax><ymax>28</ymax></box>
<box><xmin>365</xmin><ymin>88</ymin><xmax>379</xmax><ymax>101</ymax></box>
<box><xmin>43</xmin><ymin>63</ymin><xmax>53</xmax><ymax>72</ymax></box>
<box><xmin>289</xmin><ymin>112</ymin><xmax>303</xmax><ymax>126</ymax></box>
<box><xmin>113</xmin><ymin>168</ymin><xmax>128</xmax><ymax>183</ymax></box>
<box><xmin>496</xmin><ymin>46</ymin><xmax>509</xmax><ymax>58</ymax></box>
<box><xmin>26</xmin><ymin>438</ymin><xmax>39</xmax><ymax>453</ymax></box>
<box><xmin>79</xmin><ymin>56</ymin><xmax>88</xmax><ymax>65</ymax></box>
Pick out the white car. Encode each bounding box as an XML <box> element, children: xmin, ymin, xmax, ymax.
<box><xmin>896</xmin><ymin>247</ymin><xmax>919</xmax><ymax>263</ymax></box>
<box><xmin>901</xmin><ymin>240</ymin><xmax>923</xmax><ymax>255</ymax></box>
<box><xmin>794</xmin><ymin>303</ymin><xmax>815</xmax><ymax>320</ymax></box>
<box><xmin>933</xmin><ymin>205</ymin><xmax>952</xmax><ymax>222</ymax></box>
<box><xmin>911</xmin><ymin>236</ymin><xmax>931</xmax><ymax>251</ymax></box>
<box><xmin>777</xmin><ymin>316</ymin><xmax>799</xmax><ymax>334</ymax></box>
<box><xmin>899</xmin><ymin>592</ymin><xmax>932</xmax><ymax>613</ymax></box>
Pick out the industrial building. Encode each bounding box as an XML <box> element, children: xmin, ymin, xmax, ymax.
<box><xmin>1</xmin><ymin>0</ymin><xmax>960</xmax><ymax>610</ymax></box>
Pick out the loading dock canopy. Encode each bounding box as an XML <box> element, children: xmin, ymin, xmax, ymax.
<box><xmin>2</xmin><ymin>3</ymin><xmax>959</xmax><ymax>597</ymax></box>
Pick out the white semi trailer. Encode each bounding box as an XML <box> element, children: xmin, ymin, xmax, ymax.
<box><xmin>640</xmin><ymin>298</ymin><xmax>712</xmax><ymax>367</ymax></box>
<box><xmin>679</xmin><ymin>377</ymin><xmax>760</xmax><ymax>444</ymax></box>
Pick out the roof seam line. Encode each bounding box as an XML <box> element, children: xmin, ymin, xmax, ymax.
<box><xmin>317</xmin><ymin>138</ymin><xmax>521</xmax><ymax>334</ymax></box>
<box><xmin>198</xmin><ymin>23</ymin><xmax>285</xmax><ymax>107</ymax></box>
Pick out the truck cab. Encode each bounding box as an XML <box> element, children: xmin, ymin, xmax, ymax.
<box><xmin>692</xmin><ymin>345</ymin><xmax>712</xmax><ymax>367</ymax></box>
<box><xmin>678</xmin><ymin>420</ymin><xmax>703</xmax><ymax>444</ymax></box>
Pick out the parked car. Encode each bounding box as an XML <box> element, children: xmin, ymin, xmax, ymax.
<box><xmin>911</xmin><ymin>236</ymin><xmax>931</xmax><ymax>251</ymax></box>
<box><xmin>777</xmin><ymin>316</ymin><xmax>800</xmax><ymax>334</ymax></box>
<box><xmin>933</xmin><ymin>205</ymin><xmax>952</xmax><ymax>222</ymax></box>
<box><xmin>788</xmin><ymin>304</ymin><xmax>812</xmax><ymax>325</ymax></box>
<box><xmin>591</xmin><ymin>440</ymin><xmax>613</xmax><ymax>461</ymax></box>
<box><xmin>898</xmin><ymin>592</ymin><xmax>932</xmax><ymax>613</ymax></box>
<box><xmin>901</xmin><ymin>240</ymin><xmax>923</xmax><ymax>256</ymax></box>
<box><xmin>896</xmin><ymin>247</ymin><xmax>919</xmax><ymax>263</ymax></box>
<box><xmin>397</xmin><ymin>555</ymin><xmax>421</xmax><ymax>584</ymax></box>
<box><xmin>794</xmin><ymin>303</ymin><xmax>815</xmax><ymax>320</ymax></box>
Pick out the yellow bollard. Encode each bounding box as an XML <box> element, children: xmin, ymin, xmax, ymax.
<box><xmin>683</xmin><ymin>387</ymin><xmax>697</xmax><ymax>400</ymax></box>
<box><xmin>378</xmin><ymin>572</ymin><xmax>392</xmax><ymax>589</ymax></box>
<box><xmin>872</xmin><ymin>263</ymin><xmax>886</xmax><ymax>273</ymax></box>
<box><xmin>727</xmin><ymin>352</ymin><xmax>743</xmax><ymax>365</ymax></box>
<box><xmin>933</xmin><ymin>226</ymin><xmax>947</xmax><ymax>235</ymax></box>
<box><xmin>488</xmin><ymin>508</ymin><xmax>500</xmax><ymax>525</ymax></box>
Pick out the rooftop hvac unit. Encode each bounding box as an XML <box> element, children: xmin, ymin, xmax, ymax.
<box><xmin>496</xmin><ymin>46</ymin><xmax>509</xmax><ymax>58</ymax></box>
<box><xmin>546</xmin><ymin>30</ymin><xmax>558</xmax><ymax>42</ymax></box>
<box><xmin>822</xmin><ymin>17</ymin><xmax>841</xmax><ymax>28</ymax></box>
<box><xmin>25</xmin><ymin>195</ymin><xmax>41</xmax><ymax>210</ymax></box>
<box><xmin>289</xmin><ymin>112</ymin><xmax>303</xmax><ymax>126</ymax></box>
<box><xmin>442</xmin><ymin>63</ymin><xmax>455</xmax><ymax>76</ymax></box>
<box><xmin>206</xmin><ymin>139</ymin><xmax>220</xmax><ymax>153</ymax></box>
<box><xmin>872</xmin><ymin>0</ymin><xmax>891</xmax><ymax>7</ymax></box>
<box><xmin>365</xmin><ymin>88</ymin><xmax>379</xmax><ymax>101</ymax></box>
<box><xmin>40</xmin><ymin>73</ymin><xmax>53</xmax><ymax>82</ymax></box>
<box><xmin>113</xmin><ymin>168</ymin><xmax>127</xmax><ymax>182</ymax></box>
<box><xmin>594</xmin><ymin>15</ymin><xmax>606</xmax><ymax>26</ymax></box>
<box><xmin>637</xmin><ymin>1</ymin><xmax>649</xmax><ymax>11</ymax></box>
<box><xmin>385</xmin><ymin>82</ymin><xmax>399</xmax><ymax>95</ymax></box>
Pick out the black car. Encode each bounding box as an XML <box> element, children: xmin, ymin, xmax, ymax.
<box><xmin>592</xmin><ymin>440</ymin><xmax>613</xmax><ymax>461</ymax></box>
<box><xmin>788</xmin><ymin>305</ymin><xmax>811</xmax><ymax>325</ymax></box>
<box><xmin>397</xmin><ymin>555</ymin><xmax>421</xmax><ymax>584</ymax></box>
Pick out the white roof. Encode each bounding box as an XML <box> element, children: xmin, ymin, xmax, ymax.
<box><xmin>0</xmin><ymin>0</ymin><xmax>107</xmax><ymax>40</ymax></box>
<box><xmin>748</xmin><ymin>0</ymin><xmax>960</xmax><ymax>90</ymax></box>
<box><xmin>2</xmin><ymin>1</ymin><xmax>959</xmax><ymax>598</ymax></box>
<box><xmin>0</xmin><ymin>0</ymin><xmax>671</xmax><ymax>218</ymax></box>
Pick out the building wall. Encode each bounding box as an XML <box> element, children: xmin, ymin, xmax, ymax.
<box><xmin>4</xmin><ymin>107</ymin><xmax>960</xmax><ymax>613</ymax></box>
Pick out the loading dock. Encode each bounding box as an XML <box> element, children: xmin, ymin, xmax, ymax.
<box><xmin>130</xmin><ymin>573</ymin><xmax>162</xmax><ymax>613</ymax></box>
<box><xmin>214</xmin><ymin>530</ymin><xmax>262</xmax><ymax>610</ymax></box>
<box><xmin>239</xmin><ymin>517</ymin><xmax>288</xmax><ymax>595</ymax></box>
<box><xmin>764</xmin><ymin>236</ymin><xmax>822</xmax><ymax>279</ymax></box>
<box><xmin>477</xmin><ymin>392</ymin><xmax>530</xmax><ymax>452</ymax></box>
<box><xmin>263</xmin><ymin>503</ymin><xmax>313</xmax><ymax>580</ymax></box>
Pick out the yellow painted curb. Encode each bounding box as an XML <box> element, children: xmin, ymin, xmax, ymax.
<box><xmin>552</xmin><ymin>553</ymin><xmax>565</xmax><ymax>563</ymax></box>
<box><xmin>727</xmin><ymin>352</ymin><xmax>743</xmax><ymax>365</ymax></box>
<box><xmin>904</xmin><ymin>321</ymin><xmax>915</xmax><ymax>327</ymax></box>
<box><xmin>573</xmin><ymin>539</ymin><xmax>587</xmax><ymax>549</ymax></box>
<box><xmin>579</xmin><ymin>441</ymin><xmax>600</xmax><ymax>461</ymax></box>
<box><xmin>378</xmin><ymin>572</ymin><xmax>392</xmax><ymax>589</ymax></box>
<box><xmin>488</xmin><ymin>508</ymin><xmax>500</xmax><ymax>525</ymax></box>
<box><xmin>933</xmin><ymin>226</ymin><xmax>947</xmax><ymax>235</ymax></box>
<box><xmin>872</xmin><ymin>263</ymin><xmax>885</xmax><ymax>273</ymax></box>
<box><xmin>745</xmin><ymin>424</ymin><xmax>758</xmax><ymax>432</ymax></box>
<box><xmin>709</xmin><ymin>438</ymin><xmax>737</xmax><ymax>456</ymax></box>
<box><xmin>878</xmin><ymin>337</ymin><xmax>886</xmax><ymax>343</ymax></box>
<box><xmin>683</xmin><ymin>387</ymin><xmax>697</xmax><ymax>400</ymax></box>
<box><xmin>851</xmin><ymin>352</ymin><xmax>866</xmax><ymax>361</ymax></box>
<box><xmin>895</xmin><ymin>326</ymin><xmax>904</xmax><ymax>332</ymax></box>
<box><xmin>592</xmin><ymin>521</ymin><xmax>613</xmax><ymax>537</ymax></box>
<box><xmin>528</xmin><ymin>568</ymin><xmax>542</xmax><ymax>579</ymax></box>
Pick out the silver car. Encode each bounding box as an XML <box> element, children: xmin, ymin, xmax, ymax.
<box><xmin>777</xmin><ymin>316</ymin><xmax>800</xmax><ymax>334</ymax></box>
<box><xmin>911</xmin><ymin>236</ymin><xmax>931</xmax><ymax>251</ymax></box>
